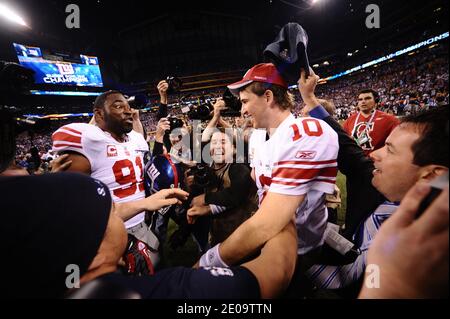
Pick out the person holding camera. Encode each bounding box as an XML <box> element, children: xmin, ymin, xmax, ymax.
<box><xmin>153</xmin><ymin>117</ymin><xmax>194</xmax><ymax>166</ymax></box>
<box><xmin>201</xmin><ymin>98</ymin><xmax>254</xmax><ymax>165</ymax></box>
<box><xmin>153</xmin><ymin>79</ymin><xmax>196</xmax><ymax>167</ymax></box>
<box><xmin>201</xmin><ymin>98</ymin><xmax>232</xmax><ymax>142</ymax></box>
<box><xmin>187</xmin><ymin>128</ymin><xmax>258</xmax><ymax>247</ymax></box>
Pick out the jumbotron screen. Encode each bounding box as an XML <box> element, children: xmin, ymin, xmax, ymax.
<box><xmin>13</xmin><ymin>43</ymin><xmax>104</xmax><ymax>87</ymax></box>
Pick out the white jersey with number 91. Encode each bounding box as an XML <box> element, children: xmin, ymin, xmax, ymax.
<box><xmin>52</xmin><ymin>123</ymin><xmax>149</xmax><ymax>228</ymax></box>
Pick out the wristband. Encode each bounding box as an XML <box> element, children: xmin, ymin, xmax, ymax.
<box><xmin>309</xmin><ymin>105</ymin><xmax>330</xmax><ymax>120</ymax></box>
<box><xmin>199</xmin><ymin>244</ymin><xmax>229</xmax><ymax>268</ymax></box>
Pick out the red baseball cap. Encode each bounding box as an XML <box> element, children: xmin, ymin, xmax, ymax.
<box><xmin>227</xmin><ymin>63</ymin><xmax>288</xmax><ymax>95</ymax></box>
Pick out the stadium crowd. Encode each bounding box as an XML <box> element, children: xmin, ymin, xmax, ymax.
<box><xmin>13</xmin><ymin>44</ymin><xmax>449</xmax><ymax>171</ymax></box>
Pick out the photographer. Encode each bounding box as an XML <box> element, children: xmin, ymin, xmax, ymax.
<box><xmin>202</xmin><ymin>98</ymin><xmax>254</xmax><ymax>165</ymax></box>
<box><xmin>153</xmin><ymin>117</ymin><xmax>195</xmax><ymax>167</ymax></box>
<box><xmin>152</xmin><ymin>80</ymin><xmax>172</xmax><ymax>155</ymax></box>
<box><xmin>187</xmin><ymin>129</ymin><xmax>258</xmax><ymax>247</ymax></box>
<box><xmin>153</xmin><ymin>79</ymin><xmax>196</xmax><ymax>166</ymax></box>
<box><xmin>156</xmin><ymin>80</ymin><xmax>170</xmax><ymax>120</ymax></box>
<box><xmin>201</xmin><ymin>98</ymin><xmax>232</xmax><ymax>143</ymax></box>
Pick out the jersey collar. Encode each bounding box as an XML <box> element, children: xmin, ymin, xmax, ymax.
<box><xmin>267</xmin><ymin>113</ymin><xmax>295</xmax><ymax>141</ymax></box>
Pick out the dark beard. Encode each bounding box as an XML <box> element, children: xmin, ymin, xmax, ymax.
<box><xmin>104</xmin><ymin>112</ymin><xmax>133</xmax><ymax>137</ymax></box>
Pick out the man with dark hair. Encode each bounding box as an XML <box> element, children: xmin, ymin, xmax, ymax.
<box><xmin>51</xmin><ymin>91</ymin><xmax>162</xmax><ymax>267</ymax></box>
<box><xmin>302</xmin><ymin>69</ymin><xmax>448</xmax><ymax>296</ymax></box>
<box><xmin>359</xmin><ymin>181</ymin><xmax>448</xmax><ymax>299</ymax></box>
<box><xmin>343</xmin><ymin>88</ymin><xmax>399</xmax><ymax>156</ymax></box>
<box><xmin>196</xmin><ymin>63</ymin><xmax>339</xmax><ymax>276</ymax></box>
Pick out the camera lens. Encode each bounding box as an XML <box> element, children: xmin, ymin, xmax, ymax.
<box><xmin>166</xmin><ymin>76</ymin><xmax>183</xmax><ymax>94</ymax></box>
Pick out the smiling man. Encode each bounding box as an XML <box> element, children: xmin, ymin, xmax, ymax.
<box><xmin>196</xmin><ymin>63</ymin><xmax>339</xmax><ymax>289</ymax></box>
<box><xmin>51</xmin><ymin>90</ymin><xmax>161</xmax><ymax>267</ymax></box>
<box><xmin>304</xmin><ymin>79</ymin><xmax>448</xmax><ymax>295</ymax></box>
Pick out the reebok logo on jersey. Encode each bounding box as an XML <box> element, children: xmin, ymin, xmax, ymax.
<box><xmin>107</xmin><ymin>145</ymin><xmax>118</xmax><ymax>157</ymax></box>
<box><xmin>295</xmin><ymin>151</ymin><xmax>317</xmax><ymax>159</ymax></box>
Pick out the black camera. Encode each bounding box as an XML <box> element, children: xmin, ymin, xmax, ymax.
<box><xmin>187</xmin><ymin>103</ymin><xmax>213</xmax><ymax>121</ymax></box>
<box><xmin>166</xmin><ymin>76</ymin><xmax>183</xmax><ymax>94</ymax></box>
<box><xmin>188</xmin><ymin>163</ymin><xmax>217</xmax><ymax>189</ymax></box>
<box><xmin>222</xmin><ymin>88</ymin><xmax>242</xmax><ymax>117</ymax></box>
<box><xmin>167</xmin><ymin>116</ymin><xmax>184</xmax><ymax>132</ymax></box>
<box><xmin>127</xmin><ymin>94</ymin><xmax>148</xmax><ymax>109</ymax></box>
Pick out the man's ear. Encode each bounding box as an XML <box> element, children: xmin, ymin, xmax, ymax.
<box><xmin>264</xmin><ymin>90</ymin><xmax>274</xmax><ymax>105</ymax></box>
<box><xmin>94</xmin><ymin>108</ymin><xmax>104</xmax><ymax>124</ymax></box>
<box><xmin>418</xmin><ymin>165</ymin><xmax>448</xmax><ymax>183</ymax></box>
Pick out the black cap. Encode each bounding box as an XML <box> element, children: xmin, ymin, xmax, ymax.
<box><xmin>263</xmin><ymin>22</ymin><xmax>311</xmax><ymax>84</ymax></box>
<box><xmin>0</xmin><ymin>173</ymin><xmax>112</xmax><ymax>298</ymax></box>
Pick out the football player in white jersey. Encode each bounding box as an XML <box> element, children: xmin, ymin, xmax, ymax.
<box><xmin>197</xmin><ymin>64</ymin><xmax>339</xmax><ymax>280</ymax></box>
<box><xmin>52</xmin><ymin>90</ymin><xmax>161</xmax><ymax>266</ymax></box>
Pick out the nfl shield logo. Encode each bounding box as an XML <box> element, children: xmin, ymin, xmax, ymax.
<box><xmin>107</xmin><ymin>145</ymin><xmax>118</xmax><ymax>157</ymax></box>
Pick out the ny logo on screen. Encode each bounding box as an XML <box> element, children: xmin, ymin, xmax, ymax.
<box><xmin>56</xmin><ymin>63</ymin><xmax>75</xmax><ymax>75</ymax></box>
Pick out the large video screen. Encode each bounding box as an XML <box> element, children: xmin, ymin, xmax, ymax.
<box><xmin>13</xmin><ymin>43</ymin><xmax>104</xmax><ymax>87</ymax></box>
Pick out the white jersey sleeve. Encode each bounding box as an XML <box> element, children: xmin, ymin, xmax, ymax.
<box><xmin>52</xmin><ymin>123</ymin><xmax>150</xmax><ymax>229</ymax></box>
<box><xmin>269</xmin><ymin>117</ymin><xmax>339</xmax><ymax>196</ymax></box>
<box><xmin>52</xmin><ymin>123</ymin><xmax>100</xmax><ymax>167</ymax></box>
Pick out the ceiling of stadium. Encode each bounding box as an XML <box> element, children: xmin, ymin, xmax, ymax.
<box><xmin>0</xmin><ymin>0</ymin><xmax>448</xmax><ymax>83</ymax></box>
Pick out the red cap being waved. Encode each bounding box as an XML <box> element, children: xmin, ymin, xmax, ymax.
<box><xmin>227</xmin><ymin>63</ymin><xmax>288</xmax><ymax>95</ymax></box>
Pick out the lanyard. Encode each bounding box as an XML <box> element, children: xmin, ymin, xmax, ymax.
<box><xmin>352</xmin><ymin>110</ymin><xmax>377</xmax><ymax>137</ymax></box>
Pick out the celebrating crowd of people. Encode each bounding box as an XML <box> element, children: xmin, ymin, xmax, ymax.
<box><xmin>1</xmin><ymin>37</ymin><xmax>448</xmax><ymax>300</ymax></box>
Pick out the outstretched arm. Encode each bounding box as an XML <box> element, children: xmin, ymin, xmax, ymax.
<box><xmin>202</xmin><ymin>99</ymin><xmax>227</xmax><ymax>142</ymax></box>
<box><xmin>114</xmin><ymin>188</ymin><xmax>189</xmax><ymax>221</ymax></box>
<box><xmin>198</xmin><ymin>192</ymin><xmax>303</xmax><ymax>267</ymax></box>
<box><xmin>299</xmin><ymin>69</ymin><xmax>374</xmax><ymax>178</ymax></box>
<box><xmin>242</xmin><ymin>221</ymin><xmax>298</xmax><ymax>299</ymax></box>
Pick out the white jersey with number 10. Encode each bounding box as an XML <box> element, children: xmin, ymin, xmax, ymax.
<box><xmin>249</xmin><ymin>114</ymin><xmax>339</xmax><ymax>254</ymax></box>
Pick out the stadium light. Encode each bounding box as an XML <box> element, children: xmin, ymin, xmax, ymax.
<box><xmin>0</xmin><ymin>3</ymin><xmax>28</xmax><ymax>27</ymax></box>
